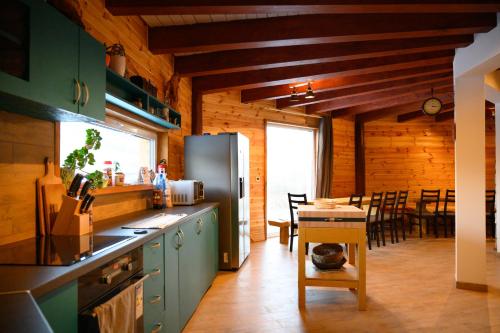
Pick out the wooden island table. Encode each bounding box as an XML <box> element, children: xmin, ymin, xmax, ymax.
<box><xmin>297</xmin><ymin>204</ymin><xmax>367</xmax><ymax>310</ymax></box>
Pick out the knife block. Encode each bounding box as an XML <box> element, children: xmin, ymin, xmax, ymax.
<box><xmin>51</xmin><ymin>195</ymin><xmax>91</xmax><ymax>236</ymax></box>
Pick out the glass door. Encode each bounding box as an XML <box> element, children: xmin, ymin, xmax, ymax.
<box><xmin>266</xmin><ymin>123</ymin><xmax>316</xmax><ymax>238</ymax></box>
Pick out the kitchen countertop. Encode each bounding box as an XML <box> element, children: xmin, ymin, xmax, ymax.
<box><xmin>0</xmin><ymin>202</ymin><xmax>218</xmax><ymax>332</ymax></box>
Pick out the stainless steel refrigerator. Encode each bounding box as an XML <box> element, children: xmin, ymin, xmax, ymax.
<box><xmin>184</xmin><ymin>133</ymin><xmax>250</xmax><ymax>270</ymax></box>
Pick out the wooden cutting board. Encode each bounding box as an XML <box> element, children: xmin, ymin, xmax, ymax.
<box><xmin>36</xmin><ymin>157</ymin><xmax>63</xmax><ymax>235</ymax></box>
<box><xmin>42</xmin><ymin>184</ymin><xmax>66</xmax><ymax>235</ymax></box>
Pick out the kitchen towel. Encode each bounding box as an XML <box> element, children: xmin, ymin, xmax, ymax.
<box><xmin>93</xmin><ymin>283</ymin><xmax>137</xmax><ymax>333</ymax></box>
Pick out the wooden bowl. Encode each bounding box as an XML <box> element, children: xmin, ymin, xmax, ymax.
<box><xmin>311</xmin><ymin>243</ymin><xmax>346</xmax><ymax>270</ymax></box>
<box><xmin>314</xmin><ymin>198</ymin><xmax>337</xmax><ymax>209</ymax></box>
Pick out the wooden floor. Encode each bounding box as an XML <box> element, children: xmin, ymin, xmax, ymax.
<box><xmin>184</xmin><ymin>236</ymin><xmax>500</xmax><ymax>333</ymax></box>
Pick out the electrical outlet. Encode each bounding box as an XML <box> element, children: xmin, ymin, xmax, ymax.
<box><xmin>223</xmin><ymin>252</ymin><xmax>229</xmax><ymax>263</ymax></box>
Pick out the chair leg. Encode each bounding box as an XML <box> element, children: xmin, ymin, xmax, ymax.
<box><xmin>367</xmin><ymin>224</ymin><xmax>372</xmax><ymax>250</ymax></box>
<box><xmin>393</xmin><ymin>219</ymin><xmax>399</xmax><ymax>243</ymax></box>
<box><xmin>418</xmin><ymin>217</ymin><xmax>423</xmax><ymax>238</ymax></box>
<box><xmin>433</xmin><ymin>216</ymin><xmax>438</xmax><ymax>238</ymax></box>
<box><xmin>375</xmin><ymin>224</ymin><xmax>381</xmax><ymax>247</ymax></box>
<box><xmin>443</xmin><ymin>216</ymin><xmax>448</xmax><ymax>238</ymax></box>
<box><xmin>289</xmin><ymin>226</ymin><xmax>294</xmax><ymax>252</ymax></box>
<box><xmin>388</xmin><ymin>219</ymin><xmax>395</xmax><ymax>244</ymax></box>
<box><xmin>425</xmin><ymin>218</ymin><xmax>429</xmax><ymax>235</ymax></box>
<box><xmin>401</xmin><ymin>217</ymin><xmax>406</xmax><ymax>241</ymax></box>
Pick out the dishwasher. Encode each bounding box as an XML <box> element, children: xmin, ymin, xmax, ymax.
<box><xmin>78</xmin><ymin>247</ymin><xmax>147</xmax><ymax>333</ymax></box>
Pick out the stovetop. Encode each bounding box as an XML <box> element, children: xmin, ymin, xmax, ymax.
<box><xmin>0</xmin><ymin>235</ymin><xmax>134</xmax><ymax>266</ymax></box>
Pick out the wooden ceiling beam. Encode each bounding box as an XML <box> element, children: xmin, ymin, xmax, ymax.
<box><xmin>148</xmin><ymin>13</ymin><xmax>496</xmax><ymax>54</ymax></box>
<box><xmin>355</xmin><ymin>102</ymin><xmax>454</xmax><ymax>123</ymax></box>
<box><xmin>193</xmin><ymin>50</ymin><xmax>454</xmax><ymax>93</ymax></box>
<box><xmin>278</xmin><ymin>71</ymin><xmax>452</xmax><ymax>109</ymax></box>
<box><xmin>106</xmin><ymin>1</ymin><xmax>500</xmax><ymax>15</ymax></box>
<box><xmin>175</xmin><ymin>35</ymin><xmax>471</xmax><ymax>77</ymax></box>
<box><xmin>241</xmin><ymin>63</ymin><xmax>452</xmax><ymax>103</ymax></box>
<box><xmin>307</xmin><ymin>78</ymin><xmax>452</xmax><ymax>113</ymax></box>
<box><xmin>397</xmin><ymin>110</ymin><xmax>426</xmax><ymax>122</ymax></box>
<box><xmin>330</xmin><ymin>87</ymin><xmax>453</xmax><ymax>118</ymax></box>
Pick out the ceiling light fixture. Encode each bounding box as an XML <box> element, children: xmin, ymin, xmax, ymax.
<box><xmin>290</xmin><ymin>86</ymin><xmax>300</xmax><ymax>102</ymax></box>
<box><xmin>305</xmin><ymin>82</ymin><xmax>315</xmax><ymax>99</ymax></box>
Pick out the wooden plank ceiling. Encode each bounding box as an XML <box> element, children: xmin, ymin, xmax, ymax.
<box><xmin>105</xmin><ymin>1</ymin><xmax>499</xmax><ymax>131</ymax></box>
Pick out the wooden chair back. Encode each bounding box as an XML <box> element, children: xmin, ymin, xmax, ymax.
<box><xmin>419</xmin><ymin>189</ymin><xmax>440</xmax><ymax>216</ymax></box>
<box><xmin>395</xmin><ymin>191</ymin><xmax>409</xmax><ymax>218</ymax></box>
<box><xmin>288</xmin><ymin>193</ymin><xmax>307</xmax><ymax>226</ymax></box>
<box><xmin>348</xmin><ymin>194</ymin><xmax>363</xmax><ymax>209</ymax></box>
<box><xmin>443</xmin><ymin>189</ymin><xmax>455</xmax><ymax>215</ymax></box>
<box><xmin>367</xmin><ymin>192</ymin><xmax>383</xmax><ymax>223</ymax></box>
<box><xmin>381</xmin><ymin>191</ymin><xmax>397</xmax><ymax>220</ymax></box>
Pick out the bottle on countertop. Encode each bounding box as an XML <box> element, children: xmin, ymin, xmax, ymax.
<box><xmin>103</xmin><ymin>160</ymin><xmax>114</xmax><ymax>186</ymax></box>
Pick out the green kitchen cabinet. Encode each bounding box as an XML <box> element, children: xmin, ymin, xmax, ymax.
<box><xmin>164</xmin><ymin>227</ymin><xmax>180</xmax><ymax>333</ymax></box>
<box><xmin>143</xmin><ymin>235</ymin><xmax>166</xmax><ymax>333</ymax></box>
<box><xmin>36</xmin><ymin>280</ymin><xmax>78</xmax><ymax>333</ymax></box>
<box><xmin>206</xmin><ymin>209</ymin><xmax>219</xmax><ymax>285</ymax></box>
<box><xmin>0</xmin><ymin>0</ymin><xmax>105</xmax><ymax>121</ymax></box>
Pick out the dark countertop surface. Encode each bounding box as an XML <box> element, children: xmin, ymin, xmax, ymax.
<box><xmin>0</xmin><ymin>291</ymin><xmax>52</xmax><ymax>333</ymax></box>
<box><xmin>0</xmin><ymin>202</ymin><xmax>218</xmax><ymax>333</ymax></box>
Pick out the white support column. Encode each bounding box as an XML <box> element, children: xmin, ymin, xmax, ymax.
<box><xmin>496</xmin><ymin>102</ymin><xmax>500</xmax><ymax>253</ymax></box>
<box><xmin>454</xmin><ymin>75</ymin><xmax>487</xmax><ymax>288</ymax></box>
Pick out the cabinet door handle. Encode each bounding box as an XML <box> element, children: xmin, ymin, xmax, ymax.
<box><xmin>196</xmin><ymin>218</ymin><xmax>203</xmax><ymax>235</ymax></box>
<box><xmin>150</xmin><ymin>268</ymin><xmax>161</xmax><ymax>276</ymax></box>
<box><xmin>151</xmin><ymin>322</ymin><xmax>163</xmax><ymax>333</ymax></box>
<box><xmin>175</xmin><ymin>230</ymin><xmax>182</xmax><ymax>249</ymax></box>
<box><xmin>81</xmin><ymin>81</ymin><xmax>90</xmax><ymax>106</ymax></box>
<box><xmin>212</xmin><ymin>211</ymin><xmax>217</xmax><ymax>223</ymax></box>
<box><xmin>151</xmin><ymin>242</ymin><xmax>161</xmax><ymax>249</ymax></box>
<box><xmin>149</xmin><ymin>295</ymin><xmax>162</xmax><ymax>304</ymax></box>
<box><xmin>179</xmin><ymin>229</ymin><xmax>185</xmax><ymax>245</ymax></box>
<box><xmin>73</xmin><ymin>79</ymin><xmax>81</xmax><ymax>104</ymax></box>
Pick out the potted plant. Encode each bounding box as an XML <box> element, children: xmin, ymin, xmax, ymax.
<box><xmin>61</xmin><ymin>129</ymin><xmax>105</xmax><ymax>189</ymax></box>
<box><xmin>106</xmin><ymin>43</ymin><xmax>126</xmax><ymax>76</ymax></box>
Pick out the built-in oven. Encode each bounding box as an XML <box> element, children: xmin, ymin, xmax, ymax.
<box><xmin>78</xmin><ymin>247</ymin><xmax>146</xmax><ymax>333</ymax></box>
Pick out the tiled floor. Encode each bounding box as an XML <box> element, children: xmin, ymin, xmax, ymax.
<box><xmin>184</xmin><ymin>236</ymin><xmax>500</xmax><ymax>333</ymax></box>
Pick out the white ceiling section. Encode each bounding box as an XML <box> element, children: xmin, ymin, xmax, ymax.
<box><xmin>142</xmin><ymin>13</ymin><xmax>299</xmax><ymax>27</ymax></box>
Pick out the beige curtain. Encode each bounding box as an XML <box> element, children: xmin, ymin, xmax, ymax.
<box><xmin>316</xmin><ymin>115</ymin><xmax>333</xmax><ymax>198</ymax></box>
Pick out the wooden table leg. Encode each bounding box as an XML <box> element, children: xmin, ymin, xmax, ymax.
<box><xmin>357</xmin><ymin>231</ymin><xmax>367</xmax><ymax>311</ymax></box>
<box><xmin>298</xmin><ymin>227</ymin><xmax>306</xmax><ymax>309</ymax></box>
<box><xmin>348</xmin><ymin>243</ymin><xmax>356</xmax><ymax>265</ymax></box>
<box><xmin>280</xmin><ymin>225</ymin><xmax>289</xmax><ymax>245</ymax></box>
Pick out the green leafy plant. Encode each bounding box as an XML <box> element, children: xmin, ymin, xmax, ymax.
<box><xmin>61</xmin><ymin>129</ymin><xmax>104</xmax><ymax>189</ymax></box>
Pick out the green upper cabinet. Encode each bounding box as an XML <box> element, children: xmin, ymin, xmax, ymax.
<box><xmin>78</xmin><ymin>29</ymin><xmax>105</xmax><ymax>121</ymax></box>
<box><xmin>0</xmin><ymin>0</ymin><xmax>105</xmax><ymax>121</ymax></box>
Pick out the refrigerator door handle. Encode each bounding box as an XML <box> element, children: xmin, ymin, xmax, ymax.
<box><xmin>239</xmin><ymin>177</ymin><xmax>244</xmax><ymax>199</ymax></box>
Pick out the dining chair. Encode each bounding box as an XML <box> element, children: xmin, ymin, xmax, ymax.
<box><xmin>348</xmin><ymin>194</ymin><xmax>363</xmax><ymax>209</ymax></box>
<box><xmin>394</xmin><ymin>191</ymin><xmax>409</xmax><ymax>241</ymax></box>
<box><xmin>438</xmin><ymin>189</ymin><xmax>455</xmax><ymax>237</ymax></box>
<box><xmin>365</xmin><ymin>192</ymin><xmax>383</xmax><ymax>250</ymax></box>
<box><xmin>486</xmin><ymin>190</ymin><xmax>496</xmax><ymax>238</ymax></box>
<box><xmin>288</xmin><ymin>193</ymin><xmax>309</xmax><ymax>254</ymax></box>
<box><xmin>380</xmin><ymin>191</ymin><xmax>397</xmax><ymax>244</ymax></box>
<box><xmin>408</xmin><ymin>189</ymin><xmax>440</xmax><ymax>238</ymax></box>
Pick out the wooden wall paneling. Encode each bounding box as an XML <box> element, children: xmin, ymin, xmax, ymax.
<box><xmin>202</xmin><ymin>91</ymin><xmax>319</xmax><ymax>241</ymax></box>
<box><xmin>0</xmin><ymin>111</ymin><xmax>55</xmax><ymax>245</ymax></box>
<box><xmin>331</xmin><ymin>117</ymin><xmax>355</xmax><ymax>197</ymax></box>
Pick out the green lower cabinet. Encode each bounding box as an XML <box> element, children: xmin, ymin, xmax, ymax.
<box><xmin>164</xmin><ymin>227</ymin><xmax>180</xmax><ymax>333</ymax></box>
<box><xmin>144</xmin><ymin>236</ymin><xmax>166</xmax><ymax>333</ymax></box>
<box><xmin>36</xmin><ymin>280</ymin><xmax>78</xmax><ymax>333</ymax></box>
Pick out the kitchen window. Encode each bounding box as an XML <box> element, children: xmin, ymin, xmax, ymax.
<box><xmin>60</xmin><ymin>120</ymin><xmax>156</xmax><ymax>184</ymax></box>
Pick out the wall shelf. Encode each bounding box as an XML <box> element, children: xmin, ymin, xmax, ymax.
<box><xmin>91</xmin><ymin>184</ymin><xmax>154</xmax><ymax>196</ymax></box>
<box><xmin>105</xmin><ymin>68</ymin><xmax>181</xmax><ymax>130</ymax></box>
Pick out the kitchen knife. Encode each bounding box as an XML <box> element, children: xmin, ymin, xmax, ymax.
<box><xmin>79</xmin><ymin>180</ymin><xmax>93</xmax><ymax>199</ymax></box>
<box><xmin>79</xmin><ymin>194</ymin><xmax>91</xmax><ymax>214</ymax></box>
<box><xmin>83</xmin><ymin>196</ymin><xmax>96</xmax><ymax>213</ymax></box>
<box><xmin>67</xmin><ymin>174</ymin><xmax>84</xmax><ymax>197</ymax></box>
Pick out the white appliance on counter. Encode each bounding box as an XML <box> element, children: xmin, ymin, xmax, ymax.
<box><xmin>170</xmin><ymin>180</ymin><xmax>204</xmax><ymax>205</ymax></box>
